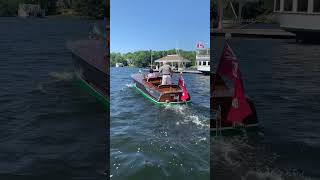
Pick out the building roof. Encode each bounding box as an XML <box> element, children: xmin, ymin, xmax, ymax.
<box><xmin>154</xmin><ymin>54</ymin><xmax>191</xmax><ymax>63</ymax></box>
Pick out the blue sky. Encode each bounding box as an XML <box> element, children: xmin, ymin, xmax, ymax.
<box><xmin>110</xmin><ymin>0</ymin><xmax>210</xmax><ymax>53</ymax></box>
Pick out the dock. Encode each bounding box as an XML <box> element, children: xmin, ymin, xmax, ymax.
<box><xmin>211</xmin><ymin>28</ymin><xmax>296</xmax><ymax>39</ymax></box>
<box><xmin>179</xmin><ymin>70</ymin><xmax>203</xmax><ymax>74</ymax></box>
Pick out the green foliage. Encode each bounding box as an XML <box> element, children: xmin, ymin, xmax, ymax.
<box><xmin>72</xmin><ymin>0</ymin><xmax>104</xmax><ymax>19</ymax></box>
<box><xmin>0</xmin><ymin>0</ymin><xmax>104</xmax><ymax>18</ymax></box>
<box><xmin>242</xmin><ymin>1</ymin><xmax>265</xmax><ymax>19</ymax></box>
<box><xmin>219</xmin><ymin>0</ymin><xmax>274</xmax><ymax>20</ymax></box>
<box><xmin>211</xmin><ymin>0</ymin><xmax>218</xmax><ymax>28</ymax></box>
<box><xmin>110</xmin><ymin>52</ymin><xmax>127</xmax><ymax>67</ymax></box>
<box><xmin>111</xmin><ymin>50</ymin><xmax>196</xmax><ymax>68</ymax></box>
<box><xmin>0</xmin><ymin>0</ymin><xmax>24</xmax><ymax>16</ymax></box>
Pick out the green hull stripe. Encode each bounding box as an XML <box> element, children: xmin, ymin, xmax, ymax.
<box><xmin>132</xmin><ymin>83</ymin><xmax>191</xmax><ymax>106</ymax></box>
<box><xmin>75</xmin><ymin>75</ymin><xmax>109</xmax><ymax>108</ymax></box>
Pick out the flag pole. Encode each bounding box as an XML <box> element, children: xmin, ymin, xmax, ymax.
<box><xmin>212</xmin><ymin>33</ymin><xmax>232</xmax><ymax>116</ymax></box>
<box><xmin>150</xmin><ymin>49</ymin><xmax>153</xmax><ymax>70</ymax></box>
<box><xmin>213</xmin><ymin>33</ymin><xmax>232</xmax><ymax>90</ymax></box>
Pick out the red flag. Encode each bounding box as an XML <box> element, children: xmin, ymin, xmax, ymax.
<box><xmin>178</xmin><ymin>75</ymin><xmax>189</xmax><ymax>101</ymax></box>
<box><xmin>178</xmin><ymin>76</ymin><xmax>184</xmax><ymax>86</ymax></box>
<box><xmin>181</xmin><ymin>86</ymin><xmax>189</xmax><ymax>101</ymax></box>
<box><xmin>216</xmin><ymin>42</ymin><xmax>240</xmax><ymax>81</ymax></box>
<box><xmin>227</xmin><ymin>78</ymin><xmax>252</xmax><ymax>123</ymax></box>
<box><xmin>216</xmin><ymin>40</ymin><xmax>252</xmax><ymax>123</ymax></box>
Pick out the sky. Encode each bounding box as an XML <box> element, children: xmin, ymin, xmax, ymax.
<box><xmin>110</xmin><ymin>0</ymin><xmax>210</xmax><ymax>53</ymax></box>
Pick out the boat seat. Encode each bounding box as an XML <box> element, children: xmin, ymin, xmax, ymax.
<box><xmin>146</xmin><ymin>77</ymin><xmax>162</xmax><ymax>87</ymax></box>
<box><xmin>146</xmin><ymin>77</ymin><xmax>161</xmax><ymax>82</ymax></box>
<box><xmin>157</xmin><ymin>85</ymin><xmax>181</xmax><ymax>93</ymax></box>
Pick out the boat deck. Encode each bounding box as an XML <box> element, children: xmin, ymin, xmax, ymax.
<box><xmin>67</xmin><ymin>39</ymin><xmax>108</xmax><ymax>74</ymax></box>
<box><xmin>145</xmin><ymin>77</ymin><xmax>182</xmax><ymax>93</ymax></box>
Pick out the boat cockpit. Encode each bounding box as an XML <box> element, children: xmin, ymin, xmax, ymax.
<box><xmin>144</xmin><ymin>76</ymin><xmax>181</xmax><ymax>93</ymax></box>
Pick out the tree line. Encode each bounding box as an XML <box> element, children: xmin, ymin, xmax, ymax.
<box><xmin>111</xmin><ymin>49</ymin><xmax>196</xmax><ymax>68</ymax></box>
<box><xmin>211</xmin><ymin>0</ymin><xmax>274</xmax><ymax>28</ymax></box>
<box><xmin>0</xmin><ymin>0</ymin><xmax>104</xmax><ymax>18</ymax></box>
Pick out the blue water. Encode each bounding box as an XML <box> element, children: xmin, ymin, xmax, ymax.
<box><xmin>212</xmin><ymin>37</ymin><xmax>320</xmax><ymax>180</ymax></box>
<box><xmin>0</xmin><ymin>17</ymin><xmax>107</xmax><ymax>179</ymax></box>
<box><xmin>110</xmin><ymin>67</ymin><xmax>210</xmax><ymax>180</ymax></box>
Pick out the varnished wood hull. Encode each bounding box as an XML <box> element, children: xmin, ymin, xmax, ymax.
<box><xmin>68</xmin><ymin>39</ymin><xmax>109</xmax><ymax>103</ymax></box>
<box><xmin>131</xmin><ymin>73</ymin><xmax>191</xmax><ymax>105</ymax></box>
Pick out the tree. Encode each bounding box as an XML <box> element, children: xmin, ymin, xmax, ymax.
<box><xmin>0</xmin><ymin>0</ymin><xmax>25</xmax><ymax>16</ymax></box>
<box><xmin>110</xmin><ymin>49</ymin><xmax>196</xmax><ymax>68</ymax></box>
<box><xmin>72</xmin><ymin>0</ymin><xmax>104</xmax><ymax>19</ymax></box>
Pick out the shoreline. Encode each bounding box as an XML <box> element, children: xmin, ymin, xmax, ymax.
<box><xmin>0</xmin><ymin>14</ymin><xmax>101</xmax><ymax>20</ymax></box>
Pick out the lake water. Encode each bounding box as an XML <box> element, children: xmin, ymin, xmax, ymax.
<box><xmin>110</xmin><ymin>67</ymin><xmax>210</xmax><ymax>180</ymax></box>
<box><xmin>0</xmin><ymin>17</ymin><xmax>107</xmax><ymax>179</ymax></box>
<box><xmin>212</xmin><ymin>37</ymin><xmax>320</xmax><ymax>180</ymax></box>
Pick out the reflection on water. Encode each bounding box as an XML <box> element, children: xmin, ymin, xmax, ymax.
<box><xmin>212</xmin><ymin>37</ymin><xmax>320</xmax><ymax>180</ymax></box>
<box><xmin>110</xmin><ymin>67</ymin><xmax>210</xmax><ymax>180</ymax></box>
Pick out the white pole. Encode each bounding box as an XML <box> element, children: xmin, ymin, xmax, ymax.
<box><xmin>150</xmin><ymin>49</ymin><xmax>153</xmax><ymax>69</ymax></box>
<box><xmin>218</xmin><ymin>0</ymin><xmax>223</xmax><ymax>29</ymax></box>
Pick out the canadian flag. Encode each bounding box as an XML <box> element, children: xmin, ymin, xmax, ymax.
<box><xmin>178</xmin><ymin>75</ymin><xmax>189</xmax><ymax>101</ymax></box>
<box><xmin>196</xmin><ymin>42</ymin><xmax>204</xmax><ymax>49</ymax></box>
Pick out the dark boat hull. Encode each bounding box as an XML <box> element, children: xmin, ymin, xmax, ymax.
<box><xmin>211</xmin><ymin>98</ymin><xmax>258</xmax><ymax>135</ymax></box>
<box><xmin>68</xmin><ymin>39</ymin><xmax>109</xmax><ymax>104</ymax></box>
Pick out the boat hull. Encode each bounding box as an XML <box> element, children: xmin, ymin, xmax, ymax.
<box><xmin>211</xmin><ymin>98</ymin><xmax>258</xmax><ymax>136</ymax></box>
<box><xmin>68</xmin><ymin>39</ymin><xmax>109</xmax><ymax>104</ymax></box>
<box><xmin>131</xmin><ymin>73</ymin><xmax>191</xmax><ymax>105</ymax></box>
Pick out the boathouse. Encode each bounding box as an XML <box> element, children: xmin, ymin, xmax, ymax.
<box><xmin>154</xmin><ymin>54</ymin><xmax>191</xmax><ymax>72</ymax></box>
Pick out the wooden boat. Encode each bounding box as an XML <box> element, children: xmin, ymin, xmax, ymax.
<box><xmin>67</xmin><ymin>23</ymin><xmax>109</xmax><ymax>106</ymax></box>
<box><xmin>211</xmin><ymin>74</ymin><xmax>258</xmax><ymax>135</ymax></box>
<box><xmin>131</xmin><ymin>73</ymin><xmax>191</xmax><ymax>105</ymax></box>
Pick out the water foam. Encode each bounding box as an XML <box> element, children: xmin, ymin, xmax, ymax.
<box><xmin>48</xmin><ymin>71</ymin><xmax>74</xmax><ymax>81</ymax></box>
<box><xmin>164</xmin><ymin>105</ymin><xmax>209</xmax><ymax>128</ymax></box>
<box><xmin>125</xmin><ymin>83</ymin><xmax>134</xmax><ymax>88</ymax></box>
<box><xmin>213</xmin><ymin>137</ymin><xmax>313</xmax><ymax>180</ymax></box>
